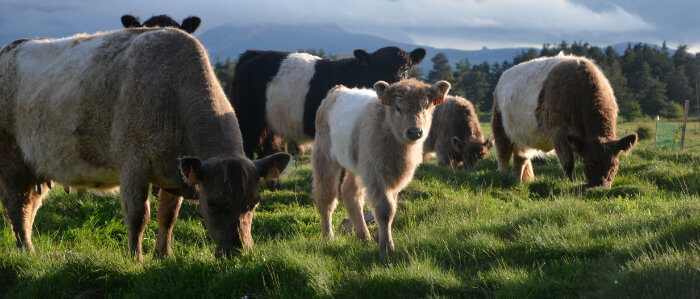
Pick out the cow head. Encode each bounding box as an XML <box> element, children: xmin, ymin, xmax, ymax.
<box><xmin>179</xmin><ymin>152</ymin><xmax>291</xmax><ymax>257</ymax></box>
<box><xmin>452</xmin><ymin>136</ymin><xmax>494</xmax><ymax>168</ymax></box>
<box><xmin>567</xmin><ymin>134</ymin><xmax>637</xmax><ymax>188</ymax></box>
<box><xmin>354</xmin><ymin>47</ymin><xmax>426</xmax><ymax>84</ymax></box>
<box><xmin>374</xmin><ymin>79</ymin><xmax>450</xmax><ymax>144</ymax></box>
<box><xmin>121</xmin><ymin>14</ymin><xmax>201</xmax><ymax>34</ymax></box>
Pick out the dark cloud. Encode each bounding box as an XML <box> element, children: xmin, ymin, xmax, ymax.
<box><xmin>0</xmin><ymin>0</ymin><xmax>697</xmax><ymax>51</ymax></box>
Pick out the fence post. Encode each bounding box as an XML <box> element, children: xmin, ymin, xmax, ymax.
<box><xmin>681</xmin><ymin>100</ymin><xmax>689</xmax><ymax>150</ymax></box>
<box><xmin>655</xmin><ymin>115</ymin><xmax>659</xmax><ymax>149</ymax></box>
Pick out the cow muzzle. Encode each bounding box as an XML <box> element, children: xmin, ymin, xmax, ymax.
<box><xmin>405</xmin><ymin>127</ymin><xmax>423</xmax><ymax>141</ymax></box>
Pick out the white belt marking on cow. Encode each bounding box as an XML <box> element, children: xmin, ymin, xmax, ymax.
<box><xmin>327</xmin><ymin>88</ymin><xmax>377</xmax><ymax>174</ymax></box>
<box><xmin>265</xmin><ymin>52</ymin><xmax>321</xmax><ymax>143</ymax></box>
<box><xmin>13</xmin><ymin>34</ymin><xmax>119</xmax><ymax>186</ymax></box>
<box><xmin>495</xmin><ymin>55</ymin><xmax>577</xmax><ymax>155</ymax></box>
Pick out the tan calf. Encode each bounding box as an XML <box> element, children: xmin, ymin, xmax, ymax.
<box><xmin>423</xmin><ymin>95</ymin><xmax>493</xmax><ymax>168</ymax></box>
<box><xmin>313</xmin><ymin>78</ymin><xmax>450</xmax><ymax>258</ymax></box>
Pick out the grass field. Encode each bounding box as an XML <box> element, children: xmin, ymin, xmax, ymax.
<box><xmin>1</xmin><ymin>122</ymin><xmax>699</xmax><ymax>297</ymax></box>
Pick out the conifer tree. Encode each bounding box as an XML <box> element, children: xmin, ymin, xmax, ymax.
<box><xmin>427</xmin><ymin>52</ymin><xmax>454</xmax><ymax>83</ymax></box>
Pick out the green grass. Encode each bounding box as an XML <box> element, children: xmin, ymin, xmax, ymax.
<box><xmin>2</xmin><ymin>123</ymin><xmax>699</xmax><ymax>297</ymax></box>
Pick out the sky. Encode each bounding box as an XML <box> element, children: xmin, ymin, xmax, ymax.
<box><xmin>0</xmin><ymin>0</ymin><xmax>698</xmax><ymax>52</ymax></box>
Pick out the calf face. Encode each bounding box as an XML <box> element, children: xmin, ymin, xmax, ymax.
<box><xmin>354</xmin><ymin>47</ymin><xmax>426</xmax><ymax>83</ymax></box>
<box><xmin>452</xmin><ymin>137</ymin><xmax>494</xmax><ymax>167</ymax></box>
<box><xmin>179</xmin><ymin>153</ymin><xmax>290</xmax><ymax>256</ymax></box>
<box><xmin>567</xmin><ymin>134</ymin><xmax>637</xmax><ymax>188</ymax></box>
<box><xmin>374</xmin><ymin>79</ymin><xmax>450</xmax><ymax>144</ymax></box>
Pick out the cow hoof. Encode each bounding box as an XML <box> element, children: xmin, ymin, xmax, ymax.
<box><xmin>265</xmin><ymin>179</ymin><xmax>281</xmax><ymax>190</ymax></box>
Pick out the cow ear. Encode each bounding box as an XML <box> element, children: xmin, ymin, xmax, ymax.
<box><xmin>254</xmin><ymin>153</ymin><xmax>292</xmax><ymax>179</ymax></box>
<box><xmin>374</xmin><ymin>81</ymin><xmax>391</xmax><ymax>105</ymax></box>
<box><xmin>452</xmin><ymin>136</ymin><xmax>463</xmax><ymax>151</ymax></box>
<box><xmin>431</xmin><ymin>81</ymin><xmax>451</xmax><ymax>105</ymax></box>
<box><xmin>179</xmin><ymin>157</ymin><xmax>202</xmax><ymax>184</ymax></box>
<box><xmin>484</xmin><ymin>136</ymin><xmax>495</xmax><ymax>149</ymax></box>
<box><xmin>567</xmin><ymin>135</ymin><xmax>586</xmax><ymax>154</ymax></box>
<box><xmin>181</xmin><ymin>16</ymin><xmax>201</xmax><ymax>34</ymax></box>
<box><xmin>615</xmin><ymin>133</ymin><xmax>638</xmax><ymax>154</ymax></box>
<box><xmin>410</xmin><ymin>48</ymin><xmax>427</xmax><ymax>65</ymax></box>
<box><xmin>354</xmin><ymin>49</ymin><xmax>370</xmax><ymax>66</ymax></box>
<box><xmin>121</xmin><ymin>14</ymin><xmax>141</xmax><ymax>28</ymax></box>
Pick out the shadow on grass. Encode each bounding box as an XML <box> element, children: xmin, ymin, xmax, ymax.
<box><xmin>5</xmin><ymin>257</ymin><xmax>132</xmax><ymax>297</ymax></box>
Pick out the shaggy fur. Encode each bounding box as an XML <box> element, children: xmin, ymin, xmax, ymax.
<box><xmin>492</xmin><ymin>54</ymin><xmax>637</xmax><ymax>188</ymax></box>
<box><xmin>0</xmin><ymin>28</ymin><xmax>290</xmax><ymax>261</ymax></box>
<box><xmin>423</xmin><ymin>95</ymin><xmax>492</xmax><ymax>168</ymax></box>
<box><xmin>121</xmin><ymin>14</ymin><xmax>201</xmax><ymax>34</ymax></box>
<box><xmin>313</xmin><ymin>78</ymin><xmax>450</xmax><ymax>258</ymax></box>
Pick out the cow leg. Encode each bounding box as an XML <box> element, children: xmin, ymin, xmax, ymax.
<box><xmin>513</xmin><ymin>149</ymin><xmax>534</xmax><ymax>181</ymax></box>
<box><xmin>340</xmin><ymin>172</ymin><xmax>370</xmax><ymax>240</ymax></box>
<box><xmin>154</xmin><ymin>189</ymin><xmax>183</xmax><ymax>258</ymax></box>
<box><xmin>368</xmin><ymin>188</ymin><xmax>396</xmax><ymax>259</ymax></box>
<box><xmin>0</xmin><ymin>140</ymin><xmax>46</xmax><ymax>253</ymax></box>
<box><xmin>119</xmin><ymin>165</ymin><xmax>150</xmax><ymax>263</ymax></box>
<box><xmin>258</xmin><ymin>131</ymin><xmax>284</xmax><ymax>190</ymax></box>
<box><xmin>312</xmin><ymin>148</ymin><xmax>342</xmax><ymax>239</ymax></box>
<box><xmin>241</xmin><ymin>119</ymin><xmax>266</xmax><ymax>159</ymax></box>
<box><xmin>492</xmin><ymin>103</ymin><xmax>513</xmax><ymax>172</ymax></box>
<box><xmin>553</xmin><ymin>135</ymin><xmax>575</xmax><ymax>181</ymax></box>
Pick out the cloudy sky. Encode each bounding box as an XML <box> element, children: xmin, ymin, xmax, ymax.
<box><xmin>1</xmin><ymin>0</ymin><xmax>698</xmax><ymax>51</ymax></box>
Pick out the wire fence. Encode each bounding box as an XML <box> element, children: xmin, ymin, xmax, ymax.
<box><xmin>655</xmin><ymin>122</ymin><xmax>683</xmax><ymax>150</ymax></box>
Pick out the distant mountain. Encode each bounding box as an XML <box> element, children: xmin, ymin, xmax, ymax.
<box><xmin>196</xmin><ymin>23</ymin><xmax>676</xmax><ymax>72</ymax></box>
<box><xmin>196</xmin><ymin>23</ymin><xmax>530</xmax><ymax>72</ymax></box>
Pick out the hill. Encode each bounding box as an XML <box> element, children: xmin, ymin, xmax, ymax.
<box><xmin>196</xmin><ymin>23</ymin><xmax>530</xmax><ymax>71</ymax></box>
<box><xmin>197</xmin><ymin>23</ymin><xmax>675</xmax><ymax>72</ymax></box>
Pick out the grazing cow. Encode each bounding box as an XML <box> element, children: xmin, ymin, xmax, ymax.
<box><xmin>121</xmin><ymin>14</ymin><xmax>201</xmax><ymax>34</ymax></box>
<box><xmin>313</xmin><ymin>78</ymin><xmax>450</xmax><ymax>258</ymax></box>
<box><xmin>0</xmin><ymin>28</ymin><xmax>290</xmax><ymax>261</ymax></box>
<box><xmin>231</xmin><ymin>47</ymin><xmax>426</xmax><ymax>187</ymax></box>
<box><xmin>492</xmin><ymin>54</ymin><xmax>637</xmax><ymax>188</ymax></box>
<box><xmin>423</xmin><ymin>95</ymin><xmax>493</xmax><ymax>168</ymax></box>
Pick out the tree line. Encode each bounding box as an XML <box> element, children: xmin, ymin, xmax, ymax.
<box><xmin>213</xmin><ymin>43</ymin><xmax>699</xmax><ymax>120</ymax></box>
<box><xmin>423</xmin><ymin>41</ymin><xmax>699</xmax><ymax>120</ymax></box>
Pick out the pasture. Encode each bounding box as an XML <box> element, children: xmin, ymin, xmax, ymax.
<box><xmin>1</xmin><ymin>122</ymin><xmax>699</xmax><ymax>297</ymax></box>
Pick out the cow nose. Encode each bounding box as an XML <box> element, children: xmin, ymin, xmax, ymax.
<box><xmin>406</xmin><ymin>127</ymin><xmax>423</xmax><ymax>140</ymax></box>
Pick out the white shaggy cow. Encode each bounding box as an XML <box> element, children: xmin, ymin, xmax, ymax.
<box><xmin>0</xmin><ymin>28</ymin><xmax>290</xmax><ymax>261</ymax></box>
<box><xmin>492</xmin><ymin>54</ymin><xmax>637</xmax><ymax>188</ymax></box>
<box><xmin>313</xmin><ymin>78</ymin><xmax>450</xmax><ymax>258</ymax></box>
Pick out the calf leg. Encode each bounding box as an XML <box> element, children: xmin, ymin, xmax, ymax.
<box><xmin>340</xmin><ymin>172</ymin><xmax>370</xmax><ymax>240</ymax></box>
<box><xmin>422</xmin><ymin>152</ymin><xmax>431</xmax><ymax>164</ymax></box>
<box><xmin>119</xmin><ymin>164</ymin><xmax>151</xmax><ymax>263</ymax></box>
<box><xmin>492</xmin><ymin>103</ymin><xmax>514</xmax><ymax>172</ymax></box>
<box><xmin>435</xmin><ymin>152</ymin><xmax>452</xmax><ymax>167</ymax></box>
<box><xmin>367</xmin><ymin>188</ymin><xmax>397</xmax><ymax>259</ymax></box>
<box><xmin>513</xmin><ymin>149</ymin><xmax>534</xmax><ymax>181</ymax></box>
<box><xmin>312</xmin><ymin>148</ymin><xmax>342</xmax><ymax>239</ymax></box>
<box><xmin>154</xmin><ymin>189</ymin><xmax>183</xmax><ymax>258</ymax></box>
